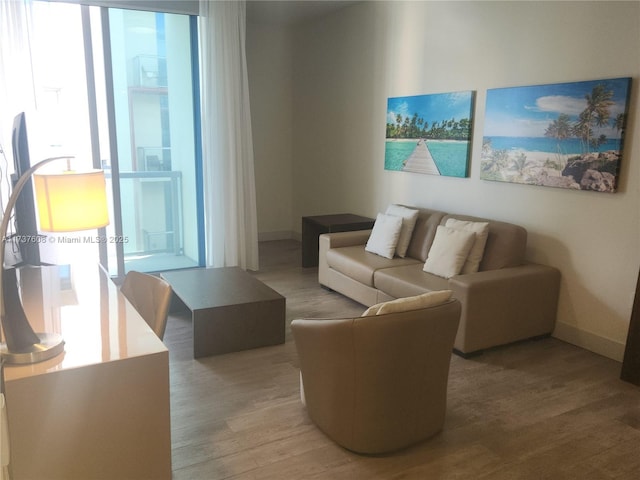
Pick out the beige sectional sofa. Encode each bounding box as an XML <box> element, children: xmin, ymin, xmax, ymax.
<box><xmin>318</xmin><ymin>207</ymin><xmax>561</xmax><ymax>356</ymax></box>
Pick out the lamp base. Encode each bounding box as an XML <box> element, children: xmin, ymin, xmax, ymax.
<box><xmin>0</xmin><ymin>333</ymin><xmax>65</xmax><ymax>364</ymax></box>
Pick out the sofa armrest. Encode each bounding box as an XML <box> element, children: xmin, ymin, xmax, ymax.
<box><xmin>320</xmin><ymin>230</ymin><xmax>372</xmax><ymax>248</ymax></box>
<box><xmin>448</xmin><ymin>263</ymin><xmax>560</xmax><ymax>353</ymax></box>
<box><xmin>318</xmin><ymin>230</ymin><xmax>371</xmax><ymax>286</ymax></box>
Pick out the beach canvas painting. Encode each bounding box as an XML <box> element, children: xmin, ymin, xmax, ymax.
<box><xmin>385</xmin><ymin>91</ymin><xmax>474</xmax><ymax>177</ymax></box>
<box><xmin>481</xmin><ymin>77</ymin><xmax>632</xmax><ymax>192</ymax></box>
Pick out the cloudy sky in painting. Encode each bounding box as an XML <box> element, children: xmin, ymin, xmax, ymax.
<box><xmin>483</xmin><ymin>78</ymin><xmax>631</xmax><ymax>138</ymax></box>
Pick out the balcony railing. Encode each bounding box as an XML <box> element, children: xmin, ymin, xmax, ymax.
<box><xmin>106</xmin><ymin>170</ymin><xmax>182</xmax><ymax>256</ymax></box>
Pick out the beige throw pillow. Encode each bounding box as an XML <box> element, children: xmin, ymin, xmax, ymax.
<box><xmin>445</xmin><ymin>218</ymin><xmax>490</xmax><ymax>274</ymax></box>
<box><xmin>365</xmin><ymin>213</ymin><xmax>403</xmax><ymax>259</ymax></box>
<box><xmin>385</xmin><ymin>204</ymin><xmax>419</xmax><ymax>258</ymax></box>
<box><xmin>423</xmin><ymin>225</ymin><xmax>475</xmax><ymax>278</ymax></box>
<box><xmin>361</xmin><ymin>302</ymin><xmax>384</xmax><ymax>317</ymax></box>
<box><xmin>361</xmin><ymin>290</ymin><xmax>453</xmax><ymax>316</ymax></box>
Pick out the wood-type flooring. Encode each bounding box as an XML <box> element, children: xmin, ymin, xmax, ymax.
<box><xmin>166</xmin><ymin>240</ymin><xmax>640</xmax><ymax>479</ymax></box>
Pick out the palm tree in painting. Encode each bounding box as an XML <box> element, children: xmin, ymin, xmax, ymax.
<box><xmin>481</xmin><ymin>140</ymin><xmax>510</xmax><ymax>181</ymax></box>
<box><xmin>387</xmin><ymin>113</ymin><xmax>471</xmax><ymax>141</ymax></box>
<box><xmin>573</xmin><ymin>112</ymin><xmax>593</xmax><ymax>153</ymax></box>
<box><xmin>590</xmin><ymin>134</ymin><xmax>608</xmax><ymax>152</ymax></box>
<box><xmin>511</xmin><ymin>152</ymin><xmax>534</xmax><ymax>182</ymax></box>
<box><xmin>545</xmin><ymin>113</ymin><xmax>571</xmax><ymax>162</ymax></box>
<box><xmin>614</xmin><ymin>113</ymin><xmax>625</xmax><ymax>135</ymax></box>
<box><xmin>575</xmin><ymin>84</ymin><xmax>614</xmax><ymax>153</ymax></box>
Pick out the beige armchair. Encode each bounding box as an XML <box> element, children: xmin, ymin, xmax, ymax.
<box><xmin>291</xmin><ymin>299</ymin><xmax>461</xmax><ymax>454</ymax></box>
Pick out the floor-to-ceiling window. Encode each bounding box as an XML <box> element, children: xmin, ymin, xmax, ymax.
<box><xmin>1</xmin><ymin>0</ymin><xmax>203</xmax><ymax>276</ymax></box>
<box><xmin>106</xmin><ymin>7</ymin><xmax>202</xmax><ymax>274</ymax></box>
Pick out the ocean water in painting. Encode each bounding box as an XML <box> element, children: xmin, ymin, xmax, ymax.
<box><xmin>384</xmin><ymin>141</ymin><xmax>415</xmax><ymax>170</ymax></box>
<box><xmin>427</xmin><ymin>141</ymin><xmax>470</xmax><ymax>177</ymax></box>
<box><xmin>484</xmin><ymin>136</ymin><xmax>622</xmax><ymax>155</ymax></box>
<box><xmin>385</xmin><ymin>140</ymin><xmax>469</xmax><ymax>177</ymax></box>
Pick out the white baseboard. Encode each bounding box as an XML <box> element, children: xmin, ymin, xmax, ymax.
<box><xmin>553</xmin><ymin>321</ymin><xmax>626</xmax><ymax>362</ymax></box>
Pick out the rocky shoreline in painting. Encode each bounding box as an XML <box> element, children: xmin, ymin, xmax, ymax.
<box><xmin>561</xmin><ymin>150</ymin><xmax>620</xmax><ymax>192</ymax></box>
<box><xmin>480</xmin><ymin>144</ymin><xmax>621</xmax><ymax>193</ymax></box>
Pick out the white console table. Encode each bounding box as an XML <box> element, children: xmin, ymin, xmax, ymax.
<box><xmin>2</xmin><ymin>264</ymin><xmax>171</xmax><ymax>480</ymax></box>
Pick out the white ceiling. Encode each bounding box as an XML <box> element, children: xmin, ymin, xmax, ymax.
<box><xmin>247</xmin><ymin>0</ymin><xmax>360</xmax><ymax>26</ymax></box>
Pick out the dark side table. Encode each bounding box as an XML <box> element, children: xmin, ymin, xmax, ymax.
<box><xmin>302</xmin><ymin>213</ymin><xmax>375</xmax><ymax>267</ymax></box>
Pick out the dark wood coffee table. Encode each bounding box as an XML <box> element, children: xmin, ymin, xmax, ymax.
<box><xmin>161</xmin><ymin>267</ymin><xmax>285</xmax><ymax>358</ymax></box>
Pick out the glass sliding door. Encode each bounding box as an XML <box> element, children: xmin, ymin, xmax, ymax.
<box><xmin>5</xmin><ymin>1</ymin><xmax>203</xmax><ymax>277</ymax></box>
<box><xmin>105</xmin><ymin>8</ymin><xmax>202</xmax><ymax>274</ymax></box>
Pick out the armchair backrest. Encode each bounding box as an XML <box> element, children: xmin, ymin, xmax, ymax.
<box><xmin>121</xmin><ymin>271</ymin><xmax>172</xmax><ymax>340</ymax></box>
<box><xmin>292</xmin><ymin>299</ymin><xmax>461</xmax><ymax>454</ymax></box>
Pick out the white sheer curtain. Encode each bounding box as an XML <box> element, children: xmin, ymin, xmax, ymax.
<box><xmin>0</xmin><ymin>0</ymin><xmax>36</xmax><ymax>156</ymax></box>
<box><xmin>199</xmin><ymin>0</ymin><xmax>259</xmax><ymax>271</ymax></box>
<box><xmin>0</xmin><ymin>0</ymin><xmax>36</xmax><ymax>217</ymax></box>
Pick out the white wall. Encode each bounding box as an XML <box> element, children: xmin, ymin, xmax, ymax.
<box><xmin>247</xmin><ymin>21</ymin><xmax>295</xmax><ymax>240</ymax></box>
<box><xmin>248</xmin><ymin>0</ymin><xmax>640</xmax><ymax>361</ymax></box>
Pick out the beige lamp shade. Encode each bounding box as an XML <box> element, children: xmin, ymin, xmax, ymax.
<box><xmin>34</xmin><ymin>170</ymin><xmax>109</xmax><ymax>232</ymax></box>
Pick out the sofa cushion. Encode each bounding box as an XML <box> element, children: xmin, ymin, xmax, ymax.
<box><xmin>326</xmin><ymin>246</ymin><xmax>421</xmax><ymax>287</ymax></box>
<box><xmin>385</xmin><ymin>204</ymin><xmax>419</xmax><ymax>258</ymax></box>
<box><xmin>374</xmin><ymin>264</ymin><xmax>450</xmax><ymax>298</ymax></box>
<box><xmin>362</xmin><ymin>290</ymin><xmax>453</xmax><ymax>316</ymax></box>
<box><xmin>365</xmin><ymin>213</ymin><xmax>403</xmax><ymax>259</ymax></box>
<box><xmin>440</xmin><ymin>214</ymin><xmax>527</xmax><ymax>270</ymax></box>
<box><xmin>423</xmin><ymin>226</ymin><xmax>475</xmax><ymax>278</ymax></box>
<box><xmin>445</xmin><ymin>218</ymin><xmax>489</xmax><ymax>274</ymax></box>
<box><xmin>405</xmin><ymin>209</ymin><xmax>447</xmax><ymax>262</ymax></box>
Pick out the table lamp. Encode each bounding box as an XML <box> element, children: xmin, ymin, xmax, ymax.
<box><xmin>0</xmin><ymin>156</ymin><xmax>109</xmax><ymax>364</ymax></box>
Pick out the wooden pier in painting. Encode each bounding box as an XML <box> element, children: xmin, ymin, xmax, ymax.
<box><xmin>402</xmin><ymin>140</ymin><xmax>440</xmax><ymax>175</ymax></box>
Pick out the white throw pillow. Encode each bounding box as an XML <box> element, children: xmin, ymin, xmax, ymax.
<box><xmin>365</xmin><ymin>213</ymin><xmax>403</xmax><ymax>259</ymax></box>
<box><xmin>361</xmin><ymin>290</ymin><xmax>453</xmax><ymax>316</ymax></box>
<box><xmin>385</xmin><ymin>204</ymin><xmax>419</xmax><ymax>258</ymax></box>
<box><xmin>445</xmin><ymin>218</ymin><xmax>490</xmax><ymax>274</ymax></box>
<box><xmin>423</xmin><ymin>225</ymin><xmax>475</xmax><ymax>278</ymax></box>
